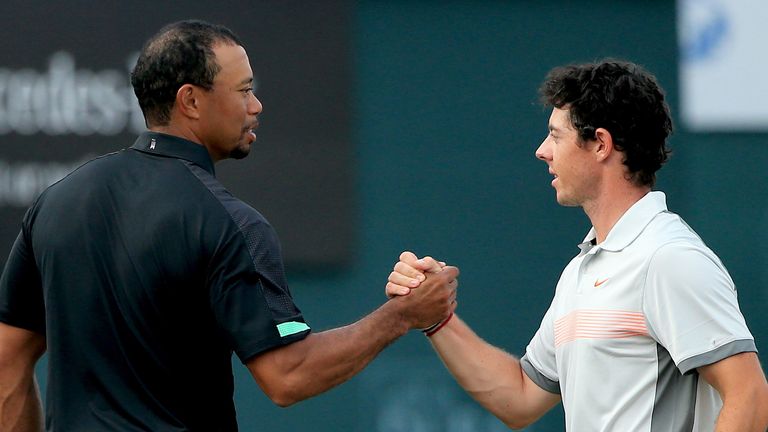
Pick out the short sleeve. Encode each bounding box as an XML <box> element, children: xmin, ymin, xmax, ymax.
<box><xmin>521</xmin><ymin>299</ymin><xmax>561</xmax><ymax>394</ymax></box>
<box><xmin>0</xmin><ymin>229</ymin><xmax>45</xmax><ymax>334</ymax></box>
<box><xmin>207</xmin><ymin>216</ymin><xmax>310</xmax><ymax>363</ymax></box>
<box><xmin>643</xmin><ymin>242</ymin><xmax>755</xmax><ymax>374</ymax></box>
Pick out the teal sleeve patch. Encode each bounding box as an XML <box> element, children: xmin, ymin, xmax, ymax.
<box><xmin>277</xmin><ymin>321</ymin><xmax>310</xmax><ymax>337</ymax></box>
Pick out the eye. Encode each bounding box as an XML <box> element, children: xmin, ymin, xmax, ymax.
<box><xmin>241</xmin><ymin>87</ymin><xmax>253</xmax><ymax>94</ymax></box>
<box><xmin>549</xmin><ymin>132</ymin><xmax>558</xmax><ymax>143</ymax></box>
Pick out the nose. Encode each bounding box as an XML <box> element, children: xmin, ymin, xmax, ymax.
<box><xmin>535</xmin><ymin>137</ymin><xmax>550</xmax><ymax>161</ymax></box>
<box><xmin>249</xmin><ymin>93</ymin><xmax>263</xmax><ymax>115</ymax></box>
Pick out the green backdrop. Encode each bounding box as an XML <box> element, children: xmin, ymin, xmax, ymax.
<box><xmin>34</xmin><ymin>1</ymin><xmax>768</xmax><ymax>430</ymax></box>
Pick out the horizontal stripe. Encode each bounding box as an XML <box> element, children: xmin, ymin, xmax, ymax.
<box><xmin>554</xmin><ymin>309</ymin><xmax>648</xmax><ymax>347</ymax></box>
<box><xmin>277</xmin><ymin>321</ymin><xmax>310</xmax><ymax>337</ymax></box>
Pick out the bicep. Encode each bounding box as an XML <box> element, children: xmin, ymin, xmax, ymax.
<box><xmin>244</xmin><ymin>340</ymin><xmax>299</xmax><ymax>387</ymax></box>
<box><xmin>698</xmin><ymin>351</ymin><xmax>767</xmax><ymax>396</ymax></box>
<box><xmin>521</xmin><ymin>369</ymin><xmax>562</xmax><ymax>419</ymax></box>
<box><xmin>243</xmin><ymin>333</ymin><xmax>315</xmax><ymax>403</ymax></box>
<box><xmin>0</xmin><ymin>322</ymin><xmax>45</xmax><ymax>370</ymax></box>
<box><xmin>469</xmin><ymin>348</ymin><xmax>561</xmax><ymax>428</ymax></box>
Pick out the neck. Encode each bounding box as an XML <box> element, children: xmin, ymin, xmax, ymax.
<box><xmin>583</xmin><ymin>184</ymin><xmax>650</xmax><ymax>244</ymax></box>
<box><xmin>149</xmin><ymin>124</ymin><xmax>202</xmax><ymax>145</ymax></box>
<box><xmin>148</xmin><ymin>124</ymin><xmax>221</xmax><ymax>162</ymax></box>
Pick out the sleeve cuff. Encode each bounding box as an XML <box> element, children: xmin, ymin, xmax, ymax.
<box><xmin>520</xmin><ymin>354</ymin><xmax>561</xmax><ymax>394</ymax></box>
<box><xmin>677</xmin><ymin>339</ymin><xmax>757</xmax><ymax>375</ymax></box>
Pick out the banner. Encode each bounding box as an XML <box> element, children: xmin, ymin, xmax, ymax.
<box><xmin>678</xmin><ymin>0</ymin><xmax>768</xmax><ymax>131</ymax></box>
<box><xmin>0</xmin><ymin>0</ymin><xmax>353</xmax><ymax>268</ymax></box>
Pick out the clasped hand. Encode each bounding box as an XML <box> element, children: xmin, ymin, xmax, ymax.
<box><xmin>386</xmin><ymin>251</ymin><xmax>457</xmax><ymax>330</ymax></box>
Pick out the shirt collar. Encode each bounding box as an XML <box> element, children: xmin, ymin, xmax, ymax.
<box><xmin>130</xmin><ymin>131</ymin><xmax>216</xmax><ymax>176</ymax></box>
<box><xmin>578</xmin><ymin>191</ymin><xmax>669</xmax><ymax>254</ymax></box>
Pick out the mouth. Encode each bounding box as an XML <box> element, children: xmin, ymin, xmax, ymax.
<box><xmin>549</xmin><ymin>170</ymin><xmax>558</xmax><ymax>186</ymax></box>
<box><xmin>244</xmin><ymin>119</ymin><xmax>259</xmax><ymax>143</ymax></box>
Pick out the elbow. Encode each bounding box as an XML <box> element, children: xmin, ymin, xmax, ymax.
<box><xmin>269</xmin><ymin>393</ymin><xmax>299</xmax><ymax>408</ymax></box>
<box><xmin>503</xmin><ymin>417</ymin><xmax>535</xmax><ymax>430</ymax></box>
<box><xmin>482</xmin><ymin>401</ymin><xmax>536</xmax><ymax>430</ymax></box>
<box><xmin>262</xmin><ymin>375</ymin><xmax>308</xmax><ymax>408</ymax></box>
<box><xmin>467</xmin><ymin>389</ymin><xmax>538</xmax><ymax>430</ymax></box>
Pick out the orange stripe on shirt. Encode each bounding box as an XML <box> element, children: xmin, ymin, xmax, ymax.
<box><xmin>554</xmin><ymin>310</ymin><xmax>649</xmax><ymax>347</ymax></box>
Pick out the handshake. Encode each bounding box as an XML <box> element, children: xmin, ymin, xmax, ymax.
<box><xmin>385</xmin><ymin>251</ymin><xmax>459</xmax><ymax>337</ymax></box>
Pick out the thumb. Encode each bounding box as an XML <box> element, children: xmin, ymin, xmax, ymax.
<box><xmin>415</xmin><ymin>256</ymin><xmax>443</xmax><ymax>273</ymax></box>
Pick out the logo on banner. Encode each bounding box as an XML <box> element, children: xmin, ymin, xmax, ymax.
<box><xmin>0</xmin><ymin>51</ymin><xmax>145</xmax><ymax>136</ymax></box>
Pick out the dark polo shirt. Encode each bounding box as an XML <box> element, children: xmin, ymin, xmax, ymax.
<box><xmin>0</xmin><ymin>132</ymin><xmax>310</xmax><ymax>431</ymax></box>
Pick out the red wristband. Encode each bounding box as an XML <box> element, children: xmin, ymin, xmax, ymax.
<box><xmin>424</xmin><ymin>312</ymin><xmax>454</xmax><ymax>337</ymax></box>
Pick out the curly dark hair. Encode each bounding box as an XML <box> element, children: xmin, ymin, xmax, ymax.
<box><xmin>539</xmin><ymin>59</ymin><xmax>672</xmax><ymax>187</ymax></box>
<box><xmin>131</xmin><ymin>20</ymin><xmax>242</xmax><ymax>127</ymax></box>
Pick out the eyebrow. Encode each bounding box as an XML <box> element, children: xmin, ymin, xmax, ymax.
<box><xmin>237</xmin><ymin>77</ymin><xmax>254</xmax><ymax>87</ymax></box>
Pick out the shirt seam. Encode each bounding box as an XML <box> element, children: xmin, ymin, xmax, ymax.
<box><xmin>178</xmin><ymin>160</ymin><xmax>272</xmax><ymax>306</ymax></box>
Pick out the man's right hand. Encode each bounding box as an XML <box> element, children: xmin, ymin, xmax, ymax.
<box><xmin>390</xmin><ymin>263</ymin><xmax>459</xmax><ymax>330</ymax></box>
<box><xmin>386</xmin><ymin>251</ymin><xmax>446</xmax><ymax>297</ymax></box>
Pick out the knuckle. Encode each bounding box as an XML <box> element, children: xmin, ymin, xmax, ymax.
<box><xmin>400</xmin><ymin>251</ymin><xmax>416</xmax><ymax>262</ymax></box>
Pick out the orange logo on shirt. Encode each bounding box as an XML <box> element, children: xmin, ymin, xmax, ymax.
<box><xmin>594</xmin><ymin>278</ymin><xmax>609</xmax><ymax>287</ymax></box>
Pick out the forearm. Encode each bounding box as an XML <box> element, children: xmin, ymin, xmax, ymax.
<box><xmin>0</xmin><ymin>374</ymin><xmax>43</xmax><ymax>432</ymax></box>
<box><xmin>289</xmin><ymin>300</ymin><xmax>412</xmax><ymax>399</ymax></box>
<box><xmin>250</xmin><ymin>267</ymin><xmax>458</xmax><ymax>406</ymax></box>
<box><xmin>250</xmin><ymin>299</ymin><xmax>412</xmax><ymax>406</ymax></box>
<box><xmin>429</xmin><ymin>315</ymin><xmax>555</xmax><ymax>429</ymax></box>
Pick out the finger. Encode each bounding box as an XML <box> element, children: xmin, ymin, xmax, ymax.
<box><xmin>447</xmin><ymin>279</ymin><xmax>458</xmax><ymax>302</ymax></box>
<box><xmin>438</xmin><ymin>261</ymin><xmax>447</xmax><ymax>268</ymax></box>
<box><xmin>393</xmin><ymin>261</ymin><xmax>426</xmax><ymax>281</ymax></box>
<box><xmin>399</xmin><ymin>251</ymin><xmax>419</xmax><ymax>265</ymax></box>
<box><xmin>385</xmin><ymin>281</ymin><xmax>411</xmax><ymax>298</ymax></box>
<box><xmin>441</xmin><ymin>265</ymin><xmax>460</xmax><ymax>279</ymax></box>
<box><xmin>416</xmin><ymin>256</ymin><xmax>443</xmax><ymax>273</ymax></box>
<box><xmin>388</xmin><ymin>271</ymin><xmax>422</xmax><ymax>288</ymax></box>
<box><xmin>448</xmin><ymin>285</ymin><xmax>458</xmax><ymax>304</ymax></box>
<box><xmin>449</xmin><ymin>299</ymin><xmax>458</xmax><ymax>314</ymax></box>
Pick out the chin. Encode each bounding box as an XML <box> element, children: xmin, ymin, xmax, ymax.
<box><xmin>556</xmin><ymin>193</ymin><xmax>579</xmax><ymax>207</ymax></box>
<box><xmin>229</xmin><ymin>146</ymin><xmax>251</xmax><ymax>160</ymax></box>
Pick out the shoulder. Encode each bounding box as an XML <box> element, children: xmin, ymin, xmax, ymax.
<box><xmin>640</xmin><ymin>212</ymin><xmax>735</xmax><ymax>294</ymax></box>
<box><xmin>642</xmin><ymin>211</ymin><xmax>702</xmax><ymax>245</ymax></box>
<box><xmin>23</xmin><ymin>150</ymin><xmax>125</xmax><ymax>222</ymax></box>
<box><xmin>645</xmin><ymin>212</ymin><xmax>723</xmax><ymax>271</ymax></box>
<box><xmin>636</xmin><ymin>210</ymin><xmax>724</xmax><ymax>267</ymax></box>
<box><xmin>183</xmin><ymin>163</ymin><xmax>271</xmax><ymax>231</ymax></box>
<box><xmin>38</xmin><ymin>150</ymin><xmax>123</xmax><ymax>192</ymax></box>
<box><xmin>178</xmin><ymin>163</ymin><xmax>280</xmax><ymax>255</ymax></box>
<box><xmin>644</xmin><ymin>235</ymin><xmax>734</xmax><ymax>302</ymax></box>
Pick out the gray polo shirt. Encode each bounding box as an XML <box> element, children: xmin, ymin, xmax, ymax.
<box><xmin>521</xmin><ymin>191</ymin><xmax>756</xmax><ymax>431</ymax></box>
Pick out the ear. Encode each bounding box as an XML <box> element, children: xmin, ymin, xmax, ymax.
<box><xmin>593</xmin><ymin>127</ymin><xmax>614</xmax><ymax>162</ymax></box>
<box><xmin>175</xmin><ymin>84</ymin><xmax>202</xmax><ymax>120</ymax></box>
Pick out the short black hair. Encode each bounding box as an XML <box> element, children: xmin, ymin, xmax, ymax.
<box><xmin>539</xmin><ymin>59</ymin><xmax>672</xmax><ymax>187</ymax></box>
<box><xmin>131</xmin><ymin>20</ymin><xmax>242</xmax><ymax>127</ymax></box>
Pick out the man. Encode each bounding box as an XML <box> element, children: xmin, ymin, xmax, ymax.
<box><xmin>387</xmin><ymin>60</ymin><xmax>768</xmax><ymax>431</ymax></box>
<box><xmin>0</xmin><ymin>20</ymin><xmax>458</xmax><ymax>431</ymax></box>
